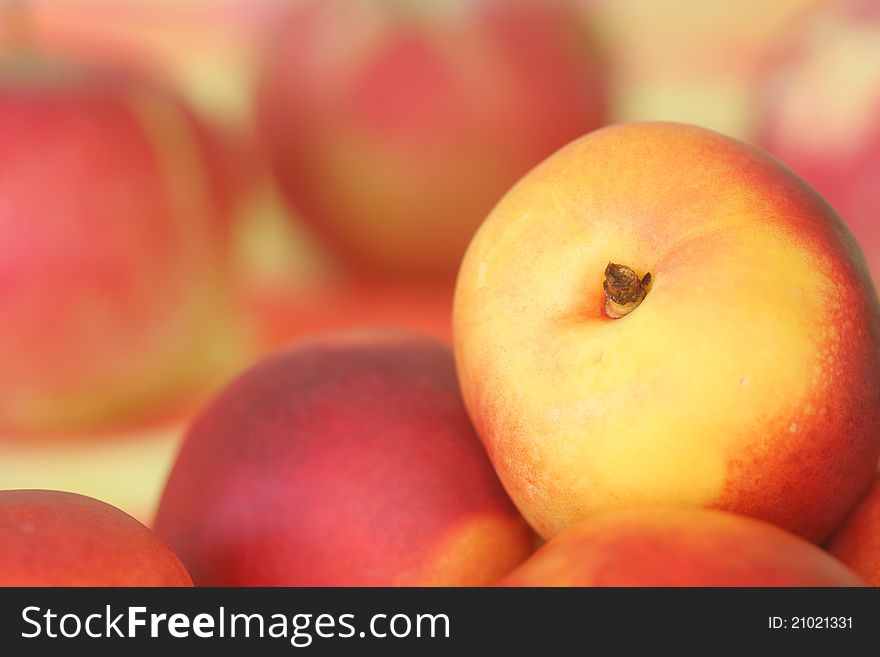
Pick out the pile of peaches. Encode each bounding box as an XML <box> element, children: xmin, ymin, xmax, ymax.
<box><xmin>2</xmin><ymin>0</ymin><xmax>880</xmax><ymax>588</ymax></box>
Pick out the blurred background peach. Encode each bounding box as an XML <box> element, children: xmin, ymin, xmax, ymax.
<box><xmin>4</xmin><ymin>0</ymin><xmax>877</xmax><ymax>524</ymax></box>
<box><xmin>755</xmin><ymin>0</ymin><xmax>880</xmax><ymax>282</ymax></box>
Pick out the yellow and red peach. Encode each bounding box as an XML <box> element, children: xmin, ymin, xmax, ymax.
<box><xmin>500</xmin><ymin>508</ymin><xmax>862</xmax><ymax>587</ymax></box>
<box><xmin>256</xmin><ymin>0</ymin><xmax>607</xmax><ymax>279</ymax></box>
<box><xmin>0</xmin><ymin>60</ymin><xmax>243</xmax><ymax>435</ymax></box>
<box><xmin>454</xmin><ymin>121</ymin><xmax>880</xmax><ymax>542</ymax></box>
<box><xmin>154</xmin><ymin>331</ymin><xmax>534</xmax><ymax>586</ymax></box>
<box><xmin>0</xmin><ymin>489</ymin><xmax>192</xmax><ymax>586</ymax></box>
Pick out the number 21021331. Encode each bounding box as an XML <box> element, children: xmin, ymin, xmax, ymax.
<box><xmin>769</xmin><ymin>617</ymin><xmax>852</xmax><ymax>630</ymax></box>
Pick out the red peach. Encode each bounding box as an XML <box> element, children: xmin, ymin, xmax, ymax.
<box><xmin>0</xmin><ymin>60</ymin><xmax>244</xmax><ymax>435</ymax></box>
<box><xmin>154</xmin><ymin>330</ymin><xmax>534</xmax><ymax>586</ymax></box>
<box><xmin>256</xmin><ymin>0</ymin><xmax>608</xmax><ymax>279</ymax></box>
<box><xmin>501</xmin><ymin>508</ymin><xmax>862</xmax><ymax>587</ymax></box>
<box><xmin>0</xmin><ymin>489</ymin><xmax>192</xmax><ymax>586</ymax></box>
<box><xmin>1</xmin><ymin>0</ymin><xmax>268</xmax><ymax>224</ymax></box>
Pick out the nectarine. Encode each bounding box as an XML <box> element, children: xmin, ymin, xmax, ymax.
<box><xmin>154</xmin><ymin>331</ymin><xmax>534</xmax><ymax>586</ymax></box>
<box><xmin>257</xmin><ymin>0</ymin><xmax>607</xmax><ymax>278</ymax></box>
<box><xmin>0</xmin><ymin>490</ymin><xmax>191</xmax><ymax>586</ymax></box>
<box><xmin>0</xmin><ymin>60</ymin><xmax>243</xmax><ymax>435</ymax></box>
<box><xmin>454</xmin><ymin>121</ymin><xmax>880</xmax><ymax>542</ymax></box>
<box><xmin>500</xmin><ymin>508</ymin><xmax>862</xmax><ymax>587</ymax></box>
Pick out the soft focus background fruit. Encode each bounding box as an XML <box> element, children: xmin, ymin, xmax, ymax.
<box><xmin>755</xmin><ymin>0</ymin><xmax>880</xmax><ymax>284</ymax></box>
<box><xmin>0</xmin><ymin>61</ymin><xmax>244</xmax><ymax>435</ymax></box>
<box><xmin>257</xmin><ymin>0</ymin><xmax>608</xmax><ymax>279</ymax></box>
<box><xmin>3</xmin><ymin>0</ymin><xmax>877</xmax><ymax>552</ymax></box>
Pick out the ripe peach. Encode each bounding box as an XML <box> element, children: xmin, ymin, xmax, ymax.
<box><xmin>3</xmin><ymin>0</ymin><xmax>268</xmax><ymax>225</ymax></box>
<box><xmin>585</xmin><ymin>0</ymin><xmax>814</xmax><ymax>137</ymax></box>
<box><xmin>154</xmin><ymin>331</ymin><xmax>534</xmax><ymax>586</ymax></box>
<box><xmin>755</xmin><ymin>0</ymin><xmax>880</xmax><ymax>283</ymax></box>
<box><xmin>827</xmin><ymin>473</ymin><xmax>880</xmax><ymax>586</ymax></box>
<box><xmin>500</xmin><ymin>508</ymin><xmax>862</xmax><ymax>587</ymax></box>
<box><xmin>257</xmin><ymin>0</ymin><xmax>607</xmax><ymax>278</ymax></box>
<box><xmin>0</xmin><ymin>60</ymin><xmax>243</xmax><ymax>435</ymax></box>
<box><xmin>454</xmin><ymin>121</ymin><xmax>880</xmax><ymax>542</ymax></box>
<box><xmin>0</xmin><ymin>490</ymin><xmax>192</xmax><ymax>586</ymax></box>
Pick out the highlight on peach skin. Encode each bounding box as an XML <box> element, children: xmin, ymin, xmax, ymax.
<box><xmin>154</xmin><ymin>331</ymin><xmax>535</xmax><ymax>586</ymax></box>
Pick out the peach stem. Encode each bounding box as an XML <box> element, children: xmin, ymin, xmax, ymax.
<box><xmin>603</xmin><ymin>263</ymin><xmax>651</xmax><ymax>319</ymax></box>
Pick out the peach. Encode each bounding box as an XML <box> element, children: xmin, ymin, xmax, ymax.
<box><xmin>256</xmin><ymin>0</ymin><xmax>607</xmax><ymax>279</ymax></box>
<box><xmin>0</xmin><ymin>489</ymin><xmax>191</xmax><ymax>586</ymax></box>
<box><xmin>154</xmin><ymin>331</ymin><xmax>534</xmax><ymax>586</ymax></box>
<box><xmin>454</xmin><ymin>122</ymin><xmax>880</xmax><ymax>542</ymax></box>
<box><xmin>0</xmin><ymin>60</ymin><xmax>244</xmax><ymax>435</ymax></box>
<box><xmin>5</xmin><ymin>0</ymin><xmax>268</xmax><ymax>224</ymax></box>
<box><xmin>827</xmin><ymin>473</ymin><xmax>880</xmax><ymax>586</ymax></box>
<box><xmin>755</xmin><ymin>0</ymin><xmax>880</xmax><ymax>283</ymax></box>
<box><xmin>500</xmin><ymin>508</ymin><xmax>862</xmax><ymax>587</ymax></box>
